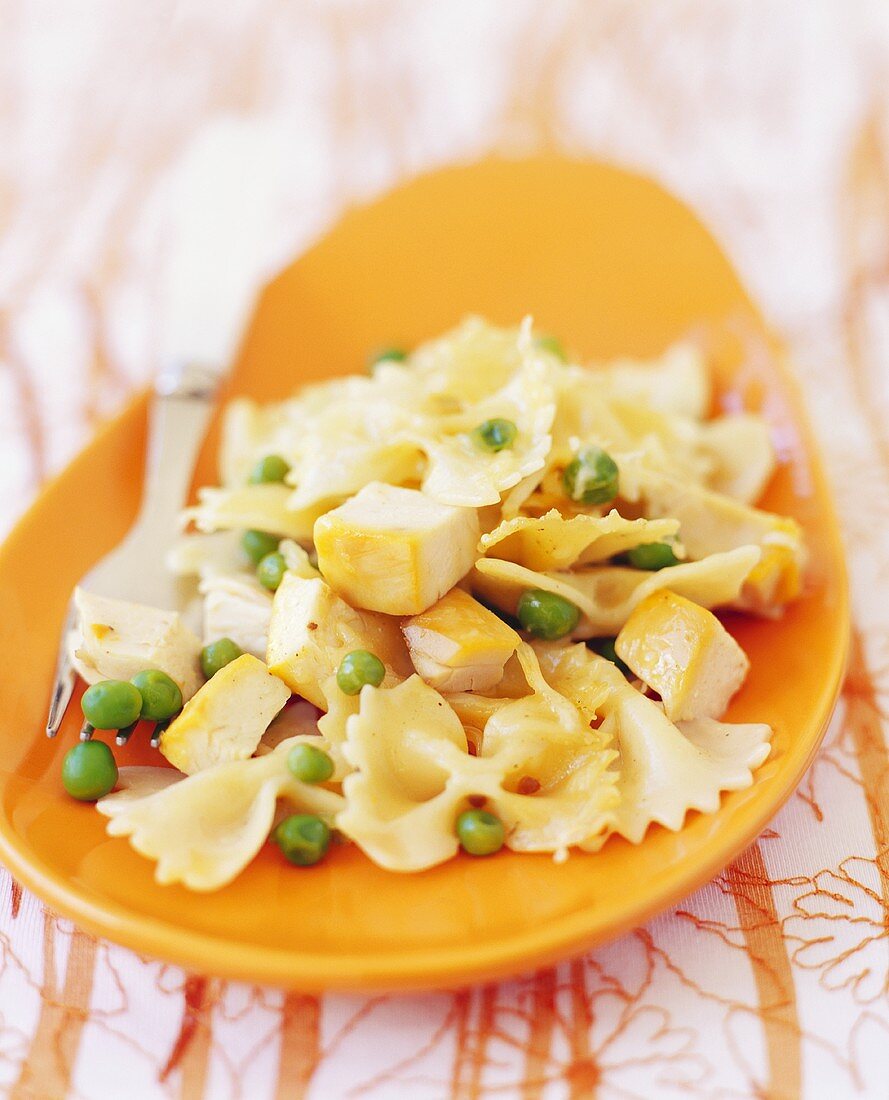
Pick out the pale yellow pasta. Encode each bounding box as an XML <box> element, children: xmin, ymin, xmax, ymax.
<box><xmin>185</xmin><ymin>484</ymin><xmax>319</xmax><ymax>542</ymax></box>
<box><xmin>472</xmin><ymin>545</ymin><xmax>761</xmax><ymax>638</ymax></box>
<box><xmin>338</xmin><ymin>648</ymin><xmax>617</xmax><ymax>871</ymax></box>
<box><xmin>85</xmin><ymin>316</ymin><xmax>800</xmax><ymax>889</ymax></box>
<box><xmin>166</xmin><ymin>530</ymin><xmax>248</xmax><ymax>580</ymax></box>
<box><xmin>479</xmin><ymin>509</ymin><xmax>681</xmax><ymax>571</ymax></box>
<box><xmin>218</xmin><ymin>397</ymin><xmax>293</xmax><ymax>487</ymax></box>
<box><xmin>591</xmin><ymin>342</ymin><xmax>711</xmax><ymax>420</ymax></box>
<box><xmin>98</xmin><ymin>738</ymin><xmax>344</xmax><ymax>891</ymax></box>
<box><xmin>415</xmin><ymin>355</ymin><xmax>556</xmax><ymax>507</ymax></box>
<box><xmin>588</xmin><ymin>656</ymin><xmax>771</xmax><ymax>843</ymax></box>
<box><xmin>698</xmin><ymin>413</ymin><xmax>776</xmax><ymax>503</ymax></box>
<box><xmin>409</xmin><ymin>314</ymin><xmax>532</xmax><ymax>402</ymax></box>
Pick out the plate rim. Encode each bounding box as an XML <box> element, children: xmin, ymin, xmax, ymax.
<box><xmin>0</xmin><ymin>388</ymin><xmax>850</xmax><ymax>991</ymax></box>
<box><xmin>0</xmin><ymin>158</ymin><xmax>850</xmax><ymax>992</ymax></box>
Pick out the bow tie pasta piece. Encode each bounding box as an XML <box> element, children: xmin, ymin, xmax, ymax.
<box><xmin>589</xmin><ymin>656</ymin><xmax>771</xmax><ymax>844</ymax></box>
<box><xmin>443</xmin><ymin>692</ymin><xmax>511</xmax><ymax>753</ymax></box>
<box><xmin>159</xmin><ymin>654</ymin><xmax>290</xmax><ymax>774</ymax></box>
<box><xmin>607</xmin><ymin>402</ymin><xmax>776</xmax><ymax>505</ymax></box>
<box><xmin>530</xmin><ymin>641</ymin><xmax>613</xmax><ymax>723</ymax></box>
<box><xmin>266</xmin><ymin>573</ymin><xmax>411</xmax><ymax>708</ymax></box>
<box><xmin>469</xmin><ymin>645</ymin><xmax>619</xmax><ymax>852</ymax></box>
<box><xmin>538</xmin><ymin>353</ymin><xmax>711</xmax><ymax>506</ymax></box>
<box><xmin>166</xmin><ymin>530</ymin><xmax>250</xmax><ymax>581</ymax></box>
<box><xmin>314</xmin><ymin>679</ymin><xmax>360</xmax><ymax>770</ymax></box>
<box><xmin>415</xmin><ymin>355</ymin><xmax>556</xmax><ymax>508</ymax></box>
<box><xmin>200</xmin><ymin>576</ymin><xmax>273</xmax><ymax>659</ymax></box>
<box><xmin>486</xmin><ymin>731</ymin><xmax>617</xmax><ymax>855</ymax></box>
<box><xmin>184</xmin><ymin>483</ymin><xmax>319</xmax><ymax>543</ymax></box>
<box><xmin>492</xmin><ymin>772</ymin><xmax>617</xmax><ymax>857</ymax></box>
<box><xmin>97</xmin><ymin>738</ymin><xmax>344</xmax><ymax>891</ymax></box>
<box><xmin>472</xmin><ymin>545</ymin><xmax>761</xmax><ymax>639</ymax></box>
<box><xmin>218</xmin><ymin>397</ymin><xmax>294</xmax><ymax>487</ymax></box>
<box><xmin>636</xmin><ymin>472</ymin><xmax>805</xmax><ymax>612</ymax></box>
<box><xmin>337</xmin><ymin>677</ymin><xmax>473</xmax><ymax>871</ymax></box>
<box><xmin>402</xmin><ymin>588</ymin><xmax>520</xmax><ymax>692</ymax></box>
<box><xmin>606</xmin><ymin>400</ymin><xmax>714</xmax><ymax>487</ymax></box>
<box><xmin>590</xmin><ymin>342</ymin><xmax>711</xmax><ymax>420</ymax></box>
<box><xmin>508</xmin><ymin>373</ymin><xmax>630</xmax><ymax>520</ymax></box>
<box><xmin>615</xmin><ymin>591</ymin><xmax>749</xmax><ymax>722</ymax></box>
<box><xmin>287</xmin><ymin>441</ymin><xmax>424</xmax><ymax>516</ymax></box>
<box><xmin>71</xmin><ymin>588</ymin><xmax>203</xmax><ymax>700</ymax></box>
<box><xmin>100</xmin><ymin>765</ymin><xmax>182</xmax><ymax>805</ymax></box>
<box><xmin>338</xmin><ymin>650</ymin><xmax>618</xmax><ymax>870</ymax></box>
<box><xmin>314</xmin><ymin>483</ymin><xmax>480</xmax><ymax>615</ymax></box>
<box><xmin>409</xmin><ymin>314</ymin><xmax>536</xmax><ymax>403</ymax></box>
<box><xmin>479</xmin><ymin>509</ymin><xmax>681</xmax><ymax>571</ymax></box>
<box><xmin>698</xmin><ymin>414</ymin><xmax>776</xmax><ymax>503</ymax></box>
<box><xmin>281</xmin><ymin>371</ymin><xmax>427</xmax><ymax>513</ymax></box>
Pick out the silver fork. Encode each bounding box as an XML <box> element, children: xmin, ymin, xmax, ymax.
<box><xmin>45</xmin><ymin>364</ymin><xmax>222</xmax><ymax>739</ymax></box>
<box><xmin>44</xmin><ymin>137</ymin><xmax>284</xmax><ymax>741</ymax></box>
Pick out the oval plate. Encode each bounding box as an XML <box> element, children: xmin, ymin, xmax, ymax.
<box><xmin>0</xmin><ymin>158</ymin><xmax>848</xmax><ymax>992</ymax></box>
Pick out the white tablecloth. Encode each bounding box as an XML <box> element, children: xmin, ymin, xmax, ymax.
<box><xmin>1</xmin><ymin>4</ymin><xmax>888</xmax><ymax>1097</ymax></box>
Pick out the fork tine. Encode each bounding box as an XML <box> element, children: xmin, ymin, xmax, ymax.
<box><xmin>45</xmin><ymin>605</ymin><xmax>77</xmax><ymax>737</ymax></box>
<box><xmin>149</xmin><ymin>722</ymin><xmax>168</xmax><ymax>749</ymax></box>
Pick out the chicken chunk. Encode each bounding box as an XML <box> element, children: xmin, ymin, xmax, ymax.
<box><xmin>313</xmin><ymin>482</ymin><xmax>480</xmax><ymax>615</ymax></box>
<box><xmin>71</xmin><ymin>587</ymin><xmax>203</xmax><ymax>700</ymax></box>
<box><xmin>402</xmin><ymin>588</ymin><xmax>519</xmax><ymax>692</ymax></box>
<box><xmin>201</xmin><ymin>576</ymin><xmax>273</xmax><ymax>659</ymax></box>
<box><xmin>638</xmin><ymin>474</ymin><xmax>805</xmax><ymax>612</ymax></box>
<box><xmin>266</xmin><ymin>573</ymin><xmax>410</xmax><ymax>708</ymax></box>
<box><xmin>159</xmin><ymin>654</ymin><xmax>290</xmax><ymax>774</ymax></box>
<box><xmin>615</xmin><ymin>590</ymin><xmax>749</xmax><ymax>722</ymax></box>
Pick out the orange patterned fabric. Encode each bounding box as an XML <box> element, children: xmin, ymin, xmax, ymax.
<box><xmin>1</xmin><ymin>4</ymin><xmax>888</xmax><ymax>1097</ymax></box>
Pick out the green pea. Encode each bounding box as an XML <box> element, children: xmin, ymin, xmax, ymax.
<box><xmin>130</xmin><ymin>669</ymin><xmax>183</xmax><ymax>722</ymax></box>
<box><xmin>257</xmin><ymin>551</ymin><xmax>287</xmax><ymax>591</ymax></box>
<box><xmin>200</xmin><ymin>638</ymin><xmax>243</xmax><ymax>679</ymax></box>
<box><xmin>456</xmin><ymin>809</ymin><xmax>505</xmax><ymax>856</ymax></box>
<box><xmin>562</xmin><ymin>446</ymin><xmax>619</xmax><ymax>505</ymax></box>
<box><xmin>535</xmin><ymin>334</ymin><xmax>567</xmax><ymax>361</ymax></box>
<box><xmin>242</xmin><ymin>529</ymin><xmax>281</xmax><ymax>565</ymax></box>
<box><xmin>471</xmin><ymin>418</ymin><xmax>518</xmax><ymax>453</ymax></box>
<box><xmin>62</xmin><ymin>741</ymin><xmax>118</xmax><ymax>801</ymax></box>
<box><xmin>367</xmin><ymin>346</ymin><xmax>408</xmax><ymax>371</ymax></box>
<box><xmin>274</xmin><ymin>814</ymin><xmax>331</xmax><ymax>866</ymax></box>
<box><xmin>336</xmin><ymin>649</ymin><xmax>385</xmax><ymax>695</ymax></box>
<box><xmin>625</xmin><ymin>542</ymin><xmax>680</xmax><ymax>570</ymax></box>
<box><xmin>288</xmin><ymin>743</ymin><xmax>335</xmax><ymax>784</ymax></box>
<box><xmin>248</xmin><ymin>454</ymin><xmax>290</xmax><ymax>484</ymax></box>
<box><xmin>590</xmin><ymin>637</ymin><xmax>631</xmax><ymax>678</ymax></box>
<box><xmin>516</xmin><ymin>589</ymin><xmax>581</xmax><ymax>640</ymax></box>
<box><xmin>81</xmin><ymin>680</ymin><xmax>143</xmax><ymax>730</ymax></box>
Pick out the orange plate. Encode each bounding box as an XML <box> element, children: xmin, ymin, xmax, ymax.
<box><xmin>0</xmin><ymin>158</ymin><xmax>848</xmax><ymax>992</ymax></box>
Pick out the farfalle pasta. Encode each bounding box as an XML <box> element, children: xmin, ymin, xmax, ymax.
<box><xmin>67</xmin><ymin>316</ymin><xmax>803</xmax><ymax>888</ymax></box>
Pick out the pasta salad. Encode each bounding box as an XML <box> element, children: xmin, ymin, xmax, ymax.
<box><xmin>63</xmin><ymin>317</ymin><xmax>805</xmax><ymax>889</ymax></box>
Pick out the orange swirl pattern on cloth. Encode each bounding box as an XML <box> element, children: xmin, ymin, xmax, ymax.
<box><xmin>1</xmin><ymin>3</ymin><xmax>888</xmax><ymax>1098</ymax></box>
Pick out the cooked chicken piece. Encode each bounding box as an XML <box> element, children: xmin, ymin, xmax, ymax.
<box><xmin>402</xmin><ymin>588</ymin><xmax>519</xmax><ymax>692</ymax></box>
<box><xmin>159</xmin><ymin>654</ymin><xmax>290</xmax><ymax>774</ymax></box>
<box><xmin>266</xmin><ymin>574</ymin><xmax>410</xmax><ymax>708</ymax></box>
<box><xmin>638</xmin><ymin>474</ymin><xmax>805</xmax><ymax>612</ymax></box>
<box><xmin>313</xmin><ymin>482</ymin><xmax>480</xmax><ymax>615</ymax></box>
<box><xmin>201</xmin><ymin>576</ymin><xmax>273</xmax><ymax>659</ymax></box>
<box><xmin>616</xmin><ymin>590</ymin><xmax>749</xmax><ymax>722</ymax></box>
<box><xmin>71</xmin><ymin>587</ymin><xmax>203</xmax><ymax>700</ymax></box>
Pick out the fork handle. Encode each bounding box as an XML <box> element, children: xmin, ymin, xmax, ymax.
<box><xmin>133</xmin><ymin>364</ymin><xmax>222</xmax><ymax>536</ymax></box>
